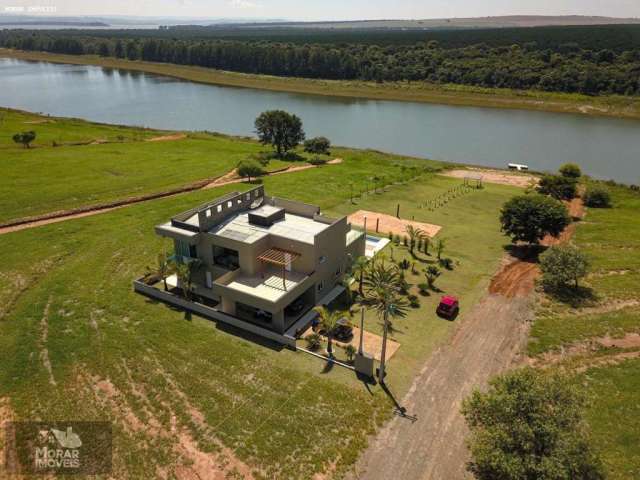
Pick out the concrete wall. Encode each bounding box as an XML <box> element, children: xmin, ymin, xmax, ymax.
<box><xmin>133</xmin><ymin>279</ymin><xmax>296</xmax><ymax>348</ymax></box>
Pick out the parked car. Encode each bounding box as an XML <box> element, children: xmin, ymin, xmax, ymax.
<box><xmin>436</xmin><ymin>295</ymin><xmax>459</xmax><ymax>320</ymax></box>
<box><xmin>332</xmin><ymin>318</ymin><xmax>354</xmax><ymax>342</ymax></box>
<box><xmin>285</xmin><ymin>297</ymin><xmax>306</xmax><ymax>316</ymax></box>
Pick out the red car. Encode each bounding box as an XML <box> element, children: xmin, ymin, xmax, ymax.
<box><xmin>436</xmin><ymin>296</ymin><xmax>459</xmax><ymax>320</ymax></box>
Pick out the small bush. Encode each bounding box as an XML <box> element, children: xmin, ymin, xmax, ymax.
<box><xmin>559</xmin><ymin>163</ymin><xmax>582</xmax><ymax>178</ymax></box>
<box><xmin>388</xmin><ymin>232</ymin><xmax>393</xmax><ymax>240</ymax></box>
<box><xmin>403</xmin><ymin>236</ymin><xmax>409</xmax><ymax>247</ymax></box>
<box><xmin>537</xmin><ymin>174</ymin><xmax>578</xmax><ymax>200</ymax></box>
<box><xmin>408</xmin><ymin>294</ymin><xmax>420</xmax><ymax>308</ymax></box>
<box><xmin>583</xmin><ymin>187</ymin><xmax>612</xmax><ymax>208</ymax></box>
<box><xmin>306</xmin><ymin>333</ymin><xmax>322</xmax><ymax>351</ymax></box>
<box><xmin>394</xmin><ymin>234</ymin><xmax>400</xmax><ymax>245</ymax></box>
<box><xmin>237</xmin><ymin>160</ymin><xmax>265</xmax><ymax>182</ymax></box>
<box><xmin>309</xmin><ymin>156</ymin><xmax>328</xmax><ymax>166</ymax></box>
<box><xmin>418</xmin><ymin>283</ymin><xmax>430</xmax><ymax>295</ymax></box>
<box><xmin>304</xmin><ymin>136</ymin><xmax>331</xmax><ymax>155</ymax></box>
<box><xmin>540</xmin><ymin>245</ymin><xmax>590</xmax><ymax>290</ymax></box>
<box><xmin>439</xmin><ymin>257</ymin><xmax>454</xmax><ymax>270</ymax></box>
<box><xmin>398</xmin><ymin>259</ymin><xmax>410</xmax><ymax>270</ymax></box>
<box><xmin>344</xmin><ymin>344</ymin><xmax>356</xmax><ymax>362</ymax></box>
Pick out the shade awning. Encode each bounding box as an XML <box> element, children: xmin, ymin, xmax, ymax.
<box><xmin>257</xmin><ymin>247</ymin><xmax>301</xmax><ymax>266</ymax></box>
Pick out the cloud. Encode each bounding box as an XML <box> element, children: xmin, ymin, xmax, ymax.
<box><xmin>228</xmin><ymin>0</ymin><xmax>260</xmax><ymax>9</ymax></box>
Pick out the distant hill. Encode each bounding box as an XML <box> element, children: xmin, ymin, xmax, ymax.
<box><xmin>204</xmin><ymin>15</ymin><xmax>640</xmax><ymax>30</ymax></box>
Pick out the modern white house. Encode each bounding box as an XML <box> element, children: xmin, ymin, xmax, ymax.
<box><xmin>138</xmin><ymin>185</ymin><xmax>366</xmax><ymax>344</ymax></box>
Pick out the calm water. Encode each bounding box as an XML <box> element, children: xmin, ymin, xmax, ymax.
<box><xmin>1</xmin><ymin>58</ymin><xmax>639</xmax><ymax>183</ymax></box>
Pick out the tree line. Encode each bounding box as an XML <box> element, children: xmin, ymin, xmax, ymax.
<box><xmin>2</xmin><ymin>30</ymin><xmax>640</xmax><ymax>95</ymax></box>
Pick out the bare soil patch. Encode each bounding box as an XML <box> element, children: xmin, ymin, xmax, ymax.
<box><xmin>348</xmin><ymin>210</ymin><xmax>442</xmax><ymax>238</ymax></box>
<box><xmin>146</xmin><ymin>133</ymin><xmax>187</xmax><ymax>142</ymax></box>
<box><xmin>441</xmin><ymin>168</ymin><xmax>538</xmax><ymax>188</ymax></box>
<box><xmin>88</xmin><ymin>372</ymin><xmax>255</xmax><ymax>479</ymax></box>
<box><xmin>489</xmin><ymin>255</ymin><xmax>539</xmax><ymax>298</ymax></box>
<box><xmin>303</xmin><ymin>326</ymin><xmax>400</xmax><ymax>361</ymax></box>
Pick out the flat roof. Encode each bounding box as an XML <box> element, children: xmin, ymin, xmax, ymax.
<box><xmin>210</xmin><ymin>206</ymin><xmax>330</xmax><ymax>245</ymax></box>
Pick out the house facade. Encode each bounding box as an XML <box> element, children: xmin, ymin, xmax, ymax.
<box><xmin>154</xmin><ymin>186</ymin><xmax>365</xmax><ymax>335</ymax></box>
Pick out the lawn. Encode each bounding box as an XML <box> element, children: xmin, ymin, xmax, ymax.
<box><xmin>526</xmin><ymin>181</ymin><xmax>640</xmax><ymax>479</ymax></box>
<box><xmin>0</xmin><ymin>138</ymin><xmax>518</xmax><ymax>478</ymax></box>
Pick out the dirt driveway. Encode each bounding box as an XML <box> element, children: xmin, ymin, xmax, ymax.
<box><xmin>352</xmin><ymin>293</ymin><xmax>532</xmax><ymax>480</ymax></box>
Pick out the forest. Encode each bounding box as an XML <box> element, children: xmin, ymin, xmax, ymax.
<box><xmin>2</xmin><ymin>25</ymin><xmax>640</xmax><ymax>96</ymax></box>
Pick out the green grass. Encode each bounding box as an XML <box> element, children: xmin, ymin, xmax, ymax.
<box><xmin>0</xmin><ymin>129</ymin><xmax>515</xmax><ymax>477</ymax></box>
<box><xmin>528</xmin><ymin>184</ymin><xmax>640</xmax><ymax>354</ymax></box>
<box><xmin>581</xmin><ymin>359</ymin><xmax>640</xmax><ymax>480</ymax></box>
<box><xmin>526</xmin><ymin>182</ymin><xmax>640</xmax><ymax>479</ymax></box>
<box><xmin>328</xmin><ymin>177</ymin><xmax>518</xmax><ymax>394</ymax></box>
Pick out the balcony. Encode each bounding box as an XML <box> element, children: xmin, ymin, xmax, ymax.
<box><xmin>214</xmin><ymin>267</ymin><xmax>311</xmax><ymax>305</ymax></box>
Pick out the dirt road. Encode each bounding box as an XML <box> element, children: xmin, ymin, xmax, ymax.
<box><xmin>353</xmin><ymin>293</ymin><xmax>532</xmax><ymax>480</ymax></box>
<box><xmin>0</xmin><ymin>160</ymin><xmax>343</xmax><ymax>236</ymax></box>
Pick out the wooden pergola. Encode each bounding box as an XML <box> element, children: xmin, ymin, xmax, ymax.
<box><xmin>257</xmin><ymin>247</ymin><xmax>301</xmax><ymax>291</ymax></box>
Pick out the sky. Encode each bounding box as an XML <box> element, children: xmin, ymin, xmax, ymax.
<box><xmin>2</xmin><ymin>0</ymin><xmax>640</xmax><ymax>21</ymax></box>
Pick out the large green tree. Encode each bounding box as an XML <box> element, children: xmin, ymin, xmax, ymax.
<box><xmin>255</xmin><ymin>110</ymin><xmax>305</xmax><ymax>158</ymax></box>
<box><xmin>500</xmin><ymin>195</ymin><xmax>571</xmax><ymax>245</ymax></box>
<box><xmin>462</xmin><ymin>368</ymin><xmax>604</xmax><ymax>480</ymax></box>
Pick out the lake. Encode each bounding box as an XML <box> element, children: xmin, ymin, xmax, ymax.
<box><xmin>1</xmin><ymin>57</ymin><xmax>638</xmax><ymax>183</ymax></box>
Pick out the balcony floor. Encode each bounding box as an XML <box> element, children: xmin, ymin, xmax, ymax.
<box><xmin>224</xmin><ymin>268</ymin><xmax>308</xmax><ymax>303</ymax></box>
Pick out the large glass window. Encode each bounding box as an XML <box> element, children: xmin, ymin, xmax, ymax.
<box><xmin>175</xmin><ymin>240</ymin><xmax>196</xmax><ymax>260</ymax></box>
<box><xmin>213</xmin><ymin>245</ymin><xmax>239</xmax><ymax>270</ymax></box>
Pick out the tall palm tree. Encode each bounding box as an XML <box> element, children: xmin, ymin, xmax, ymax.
<box><xmin>313</xmin><ymin>306</ymin><xmax>345</xmax><ymax>358</ymax></box>
<box><xmin>350</xmin><ymin>256</ymin><xmax>370</xmax><ymax>296</ymax></box>
<box><xmin>363</xmin><ymin>261</ymin><xmax>409</xmax><ymax>383</ymax></box>
<box><xmin>405</xmin><ymin>225</ymin><xmax>426</xmax><ymax>255</ymax></box>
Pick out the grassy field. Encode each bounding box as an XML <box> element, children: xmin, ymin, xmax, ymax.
<box><xmin>527</xmin><ymin>182</ymin><xmax>640</xmax><ymax>479</ymax></box>
<box><xmin>4</xmin><ymin>48</ymin><xmax>640</xmax><ymax>121</ymax></box>
<box><xmin>1</xmin><ymin>108</ymin><xmax>434</xmax><ymax>225</ymax></box>
<box><xmin>0</xmin><ymin>110</ymin><xmax>519</xmax><ymax>477</ymax></box>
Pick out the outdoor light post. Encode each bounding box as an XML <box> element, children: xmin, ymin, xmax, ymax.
<box><xmin>378</xmin><ymin>307</ymin><xmax>390</xmax><ymax>383</ymax></box>
<box><xmin>358</xmin><ymin>307</ymin><xmax>365</xmax><ymax>355</ymax></box>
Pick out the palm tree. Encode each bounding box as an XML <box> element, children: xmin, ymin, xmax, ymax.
<box><xmin>363</xmin><ymin>261</ymin><xmax>409</xmax><ymax>383</ymax></box>
<box><xmin>435</xmin><ymin>238</ymin><xmax>446</xmax><ymax>260</ymax></box>
<box><xmin>174</xmin><ymin>259</ymin><xmax>202</xmax><ymax>301</ymax></box>
<box><xmin>405</xmin><ymin>225</ymin><xmax>426</xmax><ymax>255</ymax></box>
<box><xmin>154</xmin><ymin>252</ymin><xmax>174</xmax><ymax>291</ymax></box>
<box><xmin>425</xmin><ymin>265</ymin><xmax>442</xmax><ymax>289</ymax></box>
<box><xmin>313</xmin><ymin>306</ymin><xmax>345</xmax><ymax>358</ymax></box>
<box><xmin>350</xmin><ymin>256</ymin><xmax>370</xmax><ymax>296</ymax></box>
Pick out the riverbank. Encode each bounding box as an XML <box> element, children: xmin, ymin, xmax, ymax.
<box><xmin>3</xmin><ymin>48</ymin><xmax>640</xmax><ymax>120</ymax></box>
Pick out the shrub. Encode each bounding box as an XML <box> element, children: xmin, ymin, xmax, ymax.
<box><xmin>12</xmin><ymin>130</ymin><xmax>36</xmax><ymax>148</ymax></box>
<box><xmin>308</xmin><ymin>156</ymin><xmax>328</xmax><ymax>166</ymax></box>
<box><xmin>540</xmin><ymin>245</ymin><xmax>590</xmax><ymax>290</ymax></box>
<box><xmin>559</xmin><ymin>163</ymin><xmax>582</xmax><ymax>178</ymax></box>
<box><xmin>583</xmin><ymin>187</ymin><xmax>612</xmax><ymax>208</ymax></box>
<box><xmin>398</xmin><ymin>259</ymin><xmax>410</xmax><ymax>270</ymax></box>
<box><xmin>306</xmin><ymin>333</ymin><xmax>322</xmax><ymax>351</ymax></box>
<box><xmin>408</xmin><ymin>294</ymin><xmax>420</xmax><ymax>308</ymax></box>
<box><xmin>403</xmin><ymin>236</ymin><xmax>408</xmax><ymax>247</ymax></box>
<box><xmin>500</xmin><ymin>195</ymin><xmax>571</xmax><ymax>244</ymax></box>
<box><xmin>537</xmin><ymin>174</ymin><xmax>578</xmax><ymax>200</ymax></box>
<box><xmin>393</xmin><ymin>234</ymin><xmax>400</xmax><ymax>245</ymax></box>
<box><xmin>462</xmin><ymin>368</ymin><xmax>604</xmax><ymax>480</ymax></box>
<box><xmin>439</xmin><ymin>257</ymin><xmax>454</xmax><ymax>270</ymax></box>
<box><xmin>418</xmin><ymin>283</ymin><xmax>430</xmax><ymax>295</ymax></box>
<box><xmin>344</xmin><ymin>344</ymin><xmax>356</xmax><ymax>363</ymax></box>
<box><xmin>425</xmin><ymin>266</ymin><xmax>442</xmax><ymax>289</ymax></box>
<box><xmin>303</xmin><ymin>136</ymin><xmax>331</xmax><ymax>155</ymax></box>
<box><xmin>236</xmin><ymin>160</ymin><xmax>265</xmax><ymax>182</ymax></box>
<box><xmin>388</xmin><ymin>232</ymin><xmax>393</xmax><ymax>240</ymax></box>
